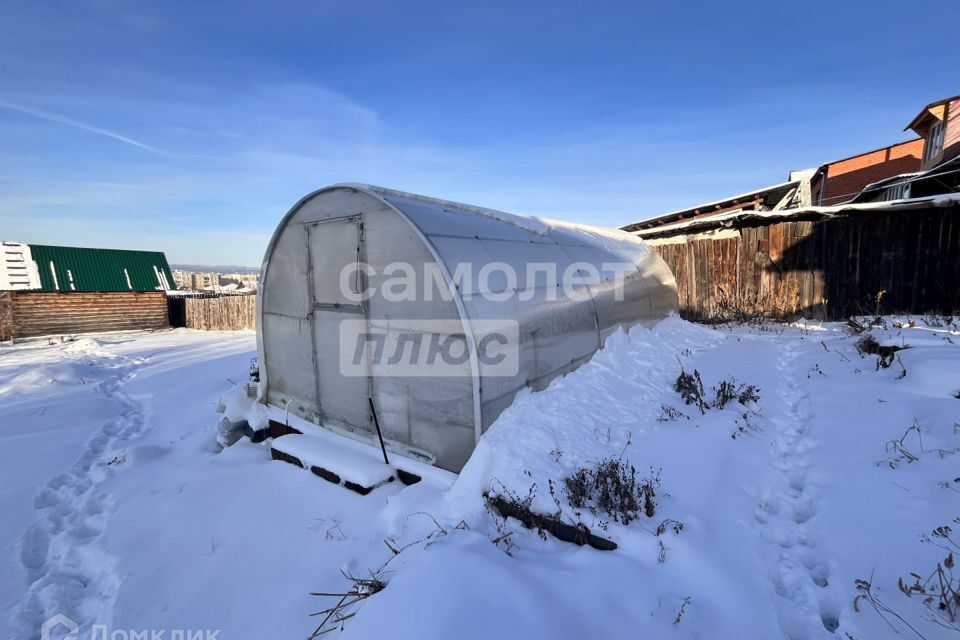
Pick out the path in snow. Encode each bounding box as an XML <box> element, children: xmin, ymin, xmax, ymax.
<box><xmin>754</xmin><ymin>338</ymin><xmax>841</xmax><ymax>640</ymax></box>
<box><xmin>4</xmin><ymin>322</ymin><xmax>956</xmax><ymax>640</ymax></box>
<box><xmin>16</xmin><ymin>341</ymin><xmax>152</xmax><ymax>639</ymax></box>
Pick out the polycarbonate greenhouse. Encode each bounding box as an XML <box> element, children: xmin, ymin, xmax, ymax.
<box><xmin>257</xmin><ymin>184</ymin><xmax>678</xmax><ymax>471</ymax></box>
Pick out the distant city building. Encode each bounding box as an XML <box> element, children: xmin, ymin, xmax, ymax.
<box><xmin>171</xmin><ymin>268</ymin><xmax>258</xmax><ymax>292</ymax></box>
<box><xmin>172</xmin><ymin>269</ymin><xmax>192</xmax><ymax>290</ymax></box>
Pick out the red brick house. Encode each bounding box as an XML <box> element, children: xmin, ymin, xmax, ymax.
<box><xmin>625</xmin><ymin>92</ymin><xmax>960</xmax><ymax>226</ymax></box>
<box><xmin>617</xmin><ymin>92</ymin><xmax>960</xmax><ymax>322</ymax></box>
<box><xmin>852</xmin><ymin>94</ymin><xmax>960</xmax><ymax>203</ymax></box>
<box><xmin>624</xmin><ymin>138</ymin><xmax>927</xmax><ymax>233</ymax></box>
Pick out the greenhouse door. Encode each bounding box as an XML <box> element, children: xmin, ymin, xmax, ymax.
<box><xmin>306</xmin><ymin>218</ymin><xmax>372</xmax><ymax>433</ymax></box>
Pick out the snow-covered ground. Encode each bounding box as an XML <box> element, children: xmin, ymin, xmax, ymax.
<box><xmin>1</xmin><ymin>318</ymin><xmax>958</xmax><ymax>639</ymax></box>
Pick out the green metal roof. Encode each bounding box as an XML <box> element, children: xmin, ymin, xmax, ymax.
<box><xmin>29</xmin><ymin>244</ymin><xmax>174</xmax><ymax>292</ymax></box>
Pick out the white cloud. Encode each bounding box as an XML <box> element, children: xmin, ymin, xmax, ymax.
<box><xmin>0</xmin><ymin>100</ymin><xmax>166</xmax><ymax>154</ymax></box>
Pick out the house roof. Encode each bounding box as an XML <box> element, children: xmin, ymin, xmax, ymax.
<box><xmin>905</xmin><ymin>94</ymin><xmax>960</xmax><ymax>132</ymax></box>
<box><xmin>621</xmin><ymin>180</ymin><xmax>799</xmax><ymax>233</ymax></box>
<box><xmin>627</xmin><ymin>193</ymin><xmax>960</xmax><ymax>240</ymax></box>
<box><xmin>23</xmin><ymin>244</ymin><xmax>174</xmax><ymax>292</ymax></box>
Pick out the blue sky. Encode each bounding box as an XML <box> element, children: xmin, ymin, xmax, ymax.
<box><xmin>1</xmin><ymin>1</ymin><xmax>957</xmax><ymax>266</ymax></box>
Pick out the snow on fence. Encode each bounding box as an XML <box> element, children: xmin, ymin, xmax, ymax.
<box><xmin>173</xmin><ymin>293</ymin><xmax>256</xmax><ymax>331</ymax></box>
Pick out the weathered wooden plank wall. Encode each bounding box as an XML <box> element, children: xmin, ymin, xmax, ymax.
<box><xmin>0</xmin><ymin>292</ymin><xmax>12</xmax><ymax>341</ymax></box>
<box><xmin>183</xmin><ymin>294</ymin><xmax>255</xmax><ymax>331</ymax></box>
<box><xmin>650</xmin><ymin>207</ymin><xmax>960</xmax><ymax>321</ymax></box>
<box><xmin>8</xmin><ymin>291</ymin><xmax>169</xmax><ymax>338</ymax></box>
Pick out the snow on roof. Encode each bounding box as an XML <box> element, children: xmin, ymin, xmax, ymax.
<box><xmin>622</xmin><ymin>179</ymin><xmax>800</xmax><ymax>232</ymax></box>
<box><xmin>628</xmin><ymin>193</ymin><xmax>960</xmax><ymax>239</ymax></box>
<box><xmin>0</xmin><ymin>241</ymin><xmax>41</xmax><ymax>291</ymax></box>
<box><xmin>271</xmin><ymin>433</ymin><xmax>396</xmax><ymax>488</ymax></box>
<box><xmin>337</xmin><ymin>183</ymin><xmax>556</xmax><ymax>236</ymax></box>
<box><xmin>338</xmin><ymin>182</ymin><xmax>650</xmax><ymax>243</ymax></box>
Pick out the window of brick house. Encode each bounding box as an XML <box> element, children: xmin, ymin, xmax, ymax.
<box><xmin>924</xmin><ymin>119</ymin><xmax>944</xmax><ymax>164</ymax></box>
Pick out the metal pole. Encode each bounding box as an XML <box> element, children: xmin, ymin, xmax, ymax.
<box><xmin>368</xmin><ymin>398</ymin><xmax>390</xmax><ymax>466</ymax></box>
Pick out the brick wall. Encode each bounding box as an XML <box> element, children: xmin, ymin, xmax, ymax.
<box><xmin>820</xmin><ymin>139</ymin><xmax>923</xmax><ymax>205</ymax></box>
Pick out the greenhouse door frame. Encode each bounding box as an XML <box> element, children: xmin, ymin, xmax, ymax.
<box><xmin>305</xmin><ymin>215</ymin><xmax>373</xmax><ymax>433</ymax></box>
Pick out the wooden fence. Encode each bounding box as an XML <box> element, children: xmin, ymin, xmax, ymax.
<box><xmin>170</xmin><ymin>294</ymin><xmax>256</xmax><ymax>331</ymax></box>
<box><xmin>0</xmin><ymin>292</ymin><xmax>11</xmax><ymax>341</ymax></box>
<box><xmin>1</xmin><ymin>291</ymin><xmax>169</xmax><ymax>339</ymax></box>
<box><xmin>650</xmin><ymin>206</ymin><xmax>960</xmax><ymax>321</ymax></box>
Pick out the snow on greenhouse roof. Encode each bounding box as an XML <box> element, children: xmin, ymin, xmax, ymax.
<box><xmin>336</xmin><ymin>183</ymin><xmax>636</xmax><ymax>242</ymax></box>
<box><xmin>337</xmin><ymin>183</ymin><xmax>555</xmax><ymax>235</ymax></box>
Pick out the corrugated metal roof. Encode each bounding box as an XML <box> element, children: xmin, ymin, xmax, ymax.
<box><xmin>28</xmin><ymin>244</ymin><xmax>174</xmax><ymax>292</ymax></box>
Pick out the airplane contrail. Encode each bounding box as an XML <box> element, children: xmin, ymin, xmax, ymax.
<box><xmin>0</xmin><ymin>100</ymin><xmax>165</xmax><ymax>154</ymax></box>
